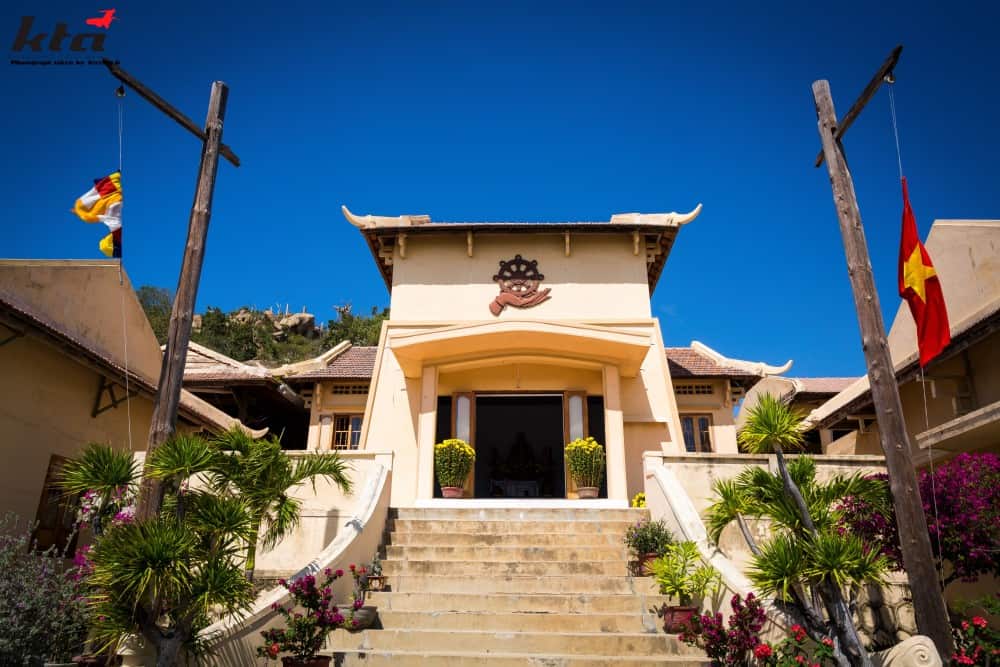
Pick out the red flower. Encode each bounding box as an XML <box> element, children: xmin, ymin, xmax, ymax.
<box><xmin>972</xmin><ymin>616</ymin><xmax>988</xmax><ymax>629</ymax></box>
<box><xmin>268</xmin><ymin>642</ymin><xmax>280</xmax><ymax>658</ymax></box>
<box><xmin>795</xmin><ymin>655</ymin><xmax>806</xmax><ymax>664</ymax></box>
<box><xmin>822</xmin><ymin>637</ymin><xmax>834</xmax><ymax>647</ymax></box>
<box><xmin>962</xmin><ymin>621</ymin><xmax>970</xmax><ymax>630</ymax></box>
<box><xmin>753</xmin><ymin>644</ymin><xmax>773</xmax><ymax>659</ymax></box>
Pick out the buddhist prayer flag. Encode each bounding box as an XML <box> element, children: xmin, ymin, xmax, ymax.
<box><xmin>898</xmin><ymin>177</ymin><xmax>950</xmax><ymax>367</ymax></box>
<box><xmin>72</xmin><ymin>171</ymin><xmax>122</xmax><ymax>258</ymax></box>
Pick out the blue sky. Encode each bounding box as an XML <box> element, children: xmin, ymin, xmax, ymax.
<box><xmin>3</xmin><ymin>1</ymin><xmax>998</xmax><ymax>376</ymax></box>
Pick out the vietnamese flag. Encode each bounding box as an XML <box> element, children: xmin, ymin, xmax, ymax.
<box><xmin>898</xmin><ymin>177</ymin><xmax>950</xmax><ymax>367</ymax></box>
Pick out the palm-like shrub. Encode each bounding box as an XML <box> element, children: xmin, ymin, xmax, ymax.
<box><xmin>58</xmin><ymin>430</ymin><xmax>352</xmax><ymax>664</ymax></box>
<box><xmin>210</xmin><ymin>428</ymin><xmax>352</xmax><ymax>580</ymax></box>
<box><xmin>60</xmin><ymin>443</ymin><xmax>140</xmax><ymax>535</ymax></box>
<box><xmin>565</xmin><ymin>437</ymin><xmax>605</xmax><ymax>488</ymax></box>
<box><xmin>707</xmin><ymin>444</ymin><xmax>889</xmax><ymax>667</ymax></box>
<box><xmin>84</xmin><ymin>434</ymin><xmax>256</xmax><ymax>664</ymax></box>
<box><xmin>434</xmin><ymin>439</ymin><xmax>475</xmax><ymax>488</ymax></box>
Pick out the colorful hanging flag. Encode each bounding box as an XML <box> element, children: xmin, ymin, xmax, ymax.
<box><xmin>72</xmin><ymin>171</ymin><xmax>122</xmax><ymax>258</ymax></box>
<box><xmin>898</xmin><ymin>177</ymin><xmax>950</xmax><ymax>367</ymax></box>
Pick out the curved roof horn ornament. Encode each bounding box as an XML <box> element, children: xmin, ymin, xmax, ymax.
<box><xmin>342</xmin><ymin>205</ymin><xmax>431</xmax><ymax>229</ymax></box>
<box><xmin>610</xmin><ymin>203</ymin><xmax>703</xmax><ymax>226</ymax></box>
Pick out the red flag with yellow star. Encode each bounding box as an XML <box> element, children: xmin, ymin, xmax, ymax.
<box><xmin>898</xmin><ymin>177</ymin><xmax>950</xmax><ymax>367</ymax></box>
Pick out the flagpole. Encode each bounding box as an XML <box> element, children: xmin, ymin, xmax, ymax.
<box><xmin>101</xmin><ymin>59</ymin><xmax>240</xmax><ymax>521</ymax></box>
<box><xmin>812</xmin><ymin>76</ymin><xmax>953</xmax><ymax>658</ymax></box>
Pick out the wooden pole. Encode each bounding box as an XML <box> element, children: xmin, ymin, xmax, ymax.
<box><xmin>102</xmin><ymin>60</ymin><xmax>240</xmax><ymax>167</ymax></box>
<box><xmin>136</xmin><ymin>81</ymin><xmax>229</xmax><ymax>521</ymax></box>
<box><xmin>814</xmin><ymin>46</ymin><xmax>902</xmax><ymax>167</ymax></box>
<box><xmin>812</xmin><ymin>79</ymin><xmax>953</xmax><ymax>659</ymax></box>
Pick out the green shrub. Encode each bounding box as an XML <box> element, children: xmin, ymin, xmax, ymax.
<box><xmin>650</xmin><ymin>540</ymin><xmax>722</xmax><ymax>606</ymax></box>
<box><xmin>434</xmin><ymin>439</ymin><xmax>475</xmax><ymax>488</ymax></box>
<box><xmin>624</xmin><ymin>518</ymin><xmax>674</xmax><ymax>557</ymax></box>
<box><xmin>0</xmin><ymin>514</ymin><xmax>89</xmax><ymax>664</ymax></box>
<box><xmin>565</xmin><ymin>437</ymin><xmax>605</xmax><ymax>488</ymax></box>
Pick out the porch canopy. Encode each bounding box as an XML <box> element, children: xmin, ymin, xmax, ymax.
<box><xmin>389</xmin><ymin>320</ymin><xmax>651</xmax><ymax>378</ymax></box>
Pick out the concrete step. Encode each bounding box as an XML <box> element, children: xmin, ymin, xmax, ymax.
<box><xmin>387</xmin><ymin>574</ymin><xmax>659</xmax><ymax>595</ymax></box>
<box><xmin>327</xmin><ymin>649</ymin><xmax>707</xmax><ymax>665</ymax></box>
<box><xmin>367</xmin><ymin>591</ymin><xmax>667</xmax><ymax>615</ymax></box>
<box><xmin>391</xmin><ymin>508</ymin><xmax>648</xmax><ymax>522</ymax></box>
<box><xmin>377</xmin><ymin>610</ymin><xmax>657</xmax><ymax>634</ymax></box>
<box><xmin>326</xmin><ymin>628</ymin><xmax>701</xmax><ymax>657</ymax></box>
<box><xmin>382</xmin><ymin>559</ymin><xmax>628</xmax><ymax>577</ymax></box>
<box><xmin>389</xmin><ymin>519</ymin><xmax>636</xmax><ymax>535</ymax></box>
<box><xmin>388</xmin><ymin>531</ymin><xmax>626</xmax><ymax>547</ymax></box>
<box><xmin>385</xmin><ymin>544</ymin><xmax>628</xmax><ymax>562</ymax></box>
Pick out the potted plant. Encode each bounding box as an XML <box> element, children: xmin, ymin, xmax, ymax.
<box><xmin>257</xmin><ymin>568</ymin><xmax>347</xmax><ymax>666</ymax></box>
<box><xmin>347</xmin><ymin>563</ymin><xmax>378</xmax><ymax>631</ymax></box>
<box><xmin>564</xmin><ymin>437</ymin><xmax>605</xmax><ymax>498</ymax></box>
<box><xmin>650</xmin><ymin>541</ymin><xmax>721</xmax><ymax>633</ymax></box>
<box><xmin>364</xmin><ymin>554</ymin><xmax>385</xmax><ymax>592</ymax></box>
<box><xmin>434</xmin><ymin>439</ymin><xmax>475</xmax><ymax>498</ymax></box>
<box><xmin>623</xmin><ymin>519</ymin><xmax>674</xmax><ymax>575</ymax></box>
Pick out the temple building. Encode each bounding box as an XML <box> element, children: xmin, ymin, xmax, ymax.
<box><xmin>267</xmin><ymin>204</ymin><xmax>793</xmax><ymax>506</ymax></box>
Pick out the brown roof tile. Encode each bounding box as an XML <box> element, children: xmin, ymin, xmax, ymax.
<box><xmin>665</xmin><ymin>347</ymin><xmax>757</xmax><ymax>379</ymax></box>
<box><xmin>287</xmin><ymin>346</ymin><xmax>378</xmax><ymax>381</ymax></box>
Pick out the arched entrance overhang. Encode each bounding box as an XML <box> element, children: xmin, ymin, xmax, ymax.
<box><xmin>391</xmin><ymin>321</ymin><xmax>649</xmax><ymax>506</ymax></box>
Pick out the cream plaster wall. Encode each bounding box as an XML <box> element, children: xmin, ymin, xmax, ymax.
<box><xmin>254</xmin><ymin>454</ymin><xmax>384</xmax><ymax>576</ymax></box>
<box><xmin>438</xmin><ymin>363</ymin><xmax>603</xmax><ymax>395</ymax></box>
<box><xmin>0</xmin><ymin>261</ymin><xmax>163</xmax><ymax>381</ymax></box>
<box><xmin>389</xmin><ymin>233</ymin><xmax>652</xmax><ymax>321</ymax></box>
<box><xmin>305</xmin><ymin>382</ymin><xmax>369</xmax><ymax>450</ymax></box>
<box><xmin>0</xmin><ymin>334</ymin><xmax>155</xmax><ymax>522</ymax></box>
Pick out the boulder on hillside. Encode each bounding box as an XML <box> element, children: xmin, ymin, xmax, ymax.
<box><xmin>279</xmin><ymin>312</ymin><xmax>318</xmax><ymax>338</ymax></box>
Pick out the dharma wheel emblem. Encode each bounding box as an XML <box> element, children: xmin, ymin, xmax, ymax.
<box><xmin>489</xmin><ymin>254</ymin><xmax>552</xmax><ymax>316</ymax></box>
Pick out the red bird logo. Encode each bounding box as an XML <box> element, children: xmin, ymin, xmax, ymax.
<box><xmin>85</xmin><ymin>9</ymin><xmax>117</xmax><ymax>29</ymax></box>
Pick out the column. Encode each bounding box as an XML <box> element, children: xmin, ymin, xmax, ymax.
<box><xmin>318</xmin><ymin>415</ymin><xmax>333</xmax><ymax>451</ymax></box>
<box><xmin>415</xmin><ymin>366</ymin><xmax>439</xmax><ymax>501</ymax></box>
<box><xmin>602</xmin><ymin>364</ymin><xmax>627</xmax><ymax>502</ymax></box>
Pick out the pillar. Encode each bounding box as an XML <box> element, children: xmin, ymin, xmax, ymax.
<box><xmin>602</xmin><ymin>364</ymin><xmax>628</xmax><ymax>502</ymax></box>
<box><xmin>415</xmin><ymin>366</ymin><xmax>438</xmax><ymax>500</ymax></box>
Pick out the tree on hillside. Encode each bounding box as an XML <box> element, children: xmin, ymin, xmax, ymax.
<box><xmin>324</xmin><ymin>304</ymin><xmax>389</xmax><ymax>347</ymax></box>
<box><xmin>136</xmin><ymin>286</ymin><xmax>172</xmax><ymax>344</ymax></box>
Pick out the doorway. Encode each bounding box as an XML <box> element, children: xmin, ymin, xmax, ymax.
<box><xmin>474</xmin><ymin>395</ymin><xmax>565</xmax><ymax>498</ymax></box>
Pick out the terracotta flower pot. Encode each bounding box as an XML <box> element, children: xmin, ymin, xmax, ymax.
<box><xmin>639</xmin><ymin>552</ymin><xmax>659</xmax><ymax>576</ymax></box>
<box><xmin>576</xmin><ymin>486</ymin><xmax>599</xmax><ymax>499</ymax></box>
<box><xmin>441</xmin><ymin>486</ymin><xmax>464</xmax><ymax>498</ymax></box>
<box><xmin>660</xmin><ymin>605</ymin><xmax>699</xmax><ymax>633</ymax></box>
<box><xmin>349</xmin><ymin>605</ymin><xmax>378</xmax><ymax>631</ymax></box>
<box><xmin>281</xmin><ymin>657</ymin><xmax>331</xmax><ymax>667</ymax></box>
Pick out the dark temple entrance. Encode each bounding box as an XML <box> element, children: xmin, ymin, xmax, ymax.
<box><xmin>474</xmin><ymin>395</ymin><xmax>565</xmax><ymax>498</ymax></box>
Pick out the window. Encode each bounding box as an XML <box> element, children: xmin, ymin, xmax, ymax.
<box><xmin>33</xmin><ymin>455</ymin><xmax>79</xmax><ymax>553</ymax></box>
<box><xmin>331</xmin><ymin>383</ymin><xmax>369</xmax><ymax>395</ymax></box>
<box><xmin>333</xmin><ymin>414</ymin><xmax>363</xmax><ymax>449</ymax></box>
<box><xmin>680</xmin><ymin>414</ymin><xmax>713</xmax><ymax>453</ymax></box>
<box><xmin>675</xmin><ymin>383</ymin><xmax>714</xmax><ymax>396</ymax></box>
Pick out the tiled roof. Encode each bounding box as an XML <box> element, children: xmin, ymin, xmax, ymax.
<box><xmin>287</xmin><ymin>345</ymin><xmax>760</xmax><ymax>384</ymax></box>
<box><xmin>665</xmin><ymin>347</ymin><xmax>758</xmax><ymax>379</ymax></box>
<box><xmin>287</xmin><ymin>346</ymin><xmax>378</xmax><ymax>381</ymax></box>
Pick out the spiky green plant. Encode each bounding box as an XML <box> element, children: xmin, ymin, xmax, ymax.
<box><xmin>210</xmin><ymin>428</ymin><xmax>352</xmax><ymax>581</ymax></box>
<box><xmin>714</xmin><ymin>394</ymin><xmax>888</xmax><ymax>667</ymax></box>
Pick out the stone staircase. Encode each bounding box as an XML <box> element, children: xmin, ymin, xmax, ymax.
<box><xmin>325</xmin><ymin>507</ymin><xmax>708</xmax><ymax>665</ymax></box>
